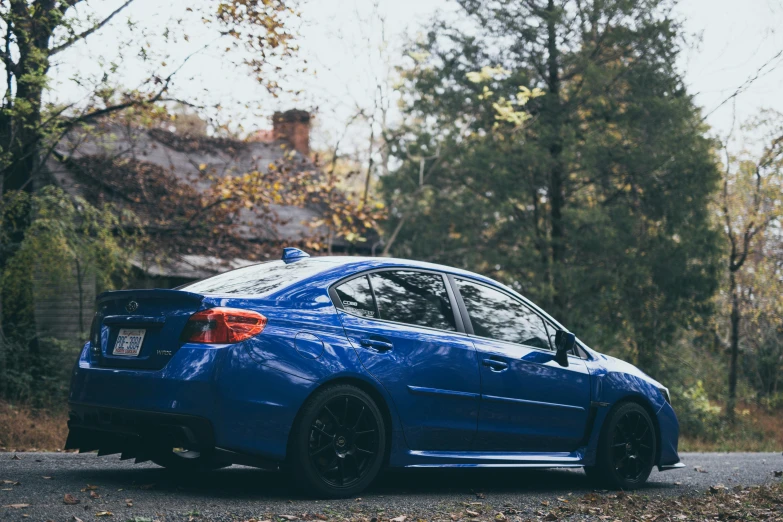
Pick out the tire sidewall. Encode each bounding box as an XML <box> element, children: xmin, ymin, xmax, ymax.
<box><xmin>289</xmin><ymin>384</ymin><xmax>387</xmax><ymax>498</ymax></box>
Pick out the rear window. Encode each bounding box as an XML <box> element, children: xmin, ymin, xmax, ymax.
<box><xmin>179</xmin><ymin>259</ymin><xmax>336</xmax><ymax>296</ymax></box>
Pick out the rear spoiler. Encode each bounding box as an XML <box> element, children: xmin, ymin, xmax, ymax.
<box><xmin>96</xmin><ymin>289</ymin><xmax>205</xmax><ymax>305</ymax></box>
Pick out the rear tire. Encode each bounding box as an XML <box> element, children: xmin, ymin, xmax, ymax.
<box><xmin>585</xmin><ymin>402</ymin><xmax>657</xmax><ymax>490</ymax></box>
<box><xmin>151</xmin><ymin>449</ymin><xmax>229</xmax><ymax>473</ymax></box>
<box><xmin>288</xmin><ymin>384</ymin><xmax>386</xmax><ymax>498</ymax></box>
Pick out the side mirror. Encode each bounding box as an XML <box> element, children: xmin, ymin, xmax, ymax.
<box><xmin>554</xmin><ymin>330</ymin><xmax>575</xmax><ymax>367</ymax></box>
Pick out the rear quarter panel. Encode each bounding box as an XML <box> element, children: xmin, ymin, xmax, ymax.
<box><xmin>207</xmin><ymin>270</ymin><xmax>403</xmax><ymax>460</ymax></box>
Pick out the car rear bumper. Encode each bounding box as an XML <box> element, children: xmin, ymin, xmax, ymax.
<box><xmin>69</xmin><ymin>341</ymin><xmax>317</xmax><ymax>461</ymax></box>
<box><xmin>65</xmin><ymin>404</ymin><xmax>278</xmax><ymax>469</ymax></box>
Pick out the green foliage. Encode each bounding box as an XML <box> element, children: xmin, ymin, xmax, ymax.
<box><xmin>383</xmin><ymin>0</ymin><xmax>723</xmax><ymax>381</ymax></box>
<box><xmin>0</xmin><ymin>186</ymin><xmax>142</xmax><ymax>405</ymax></box>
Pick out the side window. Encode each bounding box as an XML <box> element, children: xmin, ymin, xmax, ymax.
<box><xmin>456</xmin><ymin>278</ymin><xmax>551</xmax><ymax>350</ymax></box>
<box><xmin>335</xmin><ymin>275</ymin><xmax>376</xmax><ymax>318</ymax></box>
<box><xmin>369</xmin><ymin>271</ymin><xmax>456</xmax><ymax>331</ymax></box>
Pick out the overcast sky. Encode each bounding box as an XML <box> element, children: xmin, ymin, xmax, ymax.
<box><xmin>292</xmin><ymin>0</ymin><xmax>783</xmax><ymax>151</ymax></box>
<box><xmin>47</xmin><ymin>0</ymin><xmax>783</xmax><ymax>153</ymax></box>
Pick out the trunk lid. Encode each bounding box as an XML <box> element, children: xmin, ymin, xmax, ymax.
<box><xmin>92</xmin><ymin>289</ymin><xmax>204</xmax><ymax>370</ymax></box>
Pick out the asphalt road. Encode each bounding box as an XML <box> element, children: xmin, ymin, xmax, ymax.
<box><xmin>1</xmin><ymin>452</ymin><xmax>782</xmax><ymax>521</ymax></box>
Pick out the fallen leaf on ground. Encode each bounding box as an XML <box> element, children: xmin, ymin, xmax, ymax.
<box><xmin>494</xmin><ymin>512</ymin><xmax>506</xmax><ymax>521</ymax></box>
<box><xmin>540</xmin><ymin>501</ymin><xmax>549</xmax><ymax>506</ymax></box>
<box><xmin>71</xmin><ymin>517</ymin><xmax>84</xmax><ymax>522</ymax></box>
<box><xmin>10</xmin><ymin>455</ymin><xmax>21</xmax><ymax>460</ymax></box>
<box><xmin>390</xmin><ymin>516</ymin><xmax>407</xmax><ymax>522</ymax></box>
<box><xmin>314</xmin><ymin>515</ymin><xmax>327</xmax><ymax>521</ymax></box>
<box><xmin>694</xmin><ymin>466</ymin><xmax>708</xmax><ymax>473</ymax></box>
<box><xmin>82</xmin><ymin>484</ymin><xmax>99</xmax><ymax>491</ymax></box>
<box><xmin>465</xmin><ymin>510</ymin><xmax>479</xmax><ymax>518</ymax></box>
<box><xmin>42</xmin><ymin>476</ymin><xmax>52</xmax><ymax>480</ymax></box>
<box><xmin>125</xmin><ymin>499</ymin><xmax>133</xmax><ymax>507</ymax></box>
<box><xmin>63</xmin><ymin>494</ymin><xmax>80</xmax><ymax>505</ymax></box>
<box><xmin>95</xmin><ymin>512</ymin><xmax>113</xmax><ymax>517</ymax></box>
<box><xmin>1</xmin><ymin>480</ymin><xmax>20</xmax><ymax>485</ymax></box>
<box><xmin>543</xmin><ymin>513</ymin><xmax>558</xmax><ymax>521</ymax></box>
<box><xmin>3</xmin><ymin>504</ymin><xmax>30</xmax><ymax>508</ymax></box>
<box><xmin>90</xmin><ymin>491</ymin><xmax>100</xmax><ymax>499</ymax></box>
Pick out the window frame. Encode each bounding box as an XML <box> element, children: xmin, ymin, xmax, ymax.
<box><xmin>450</xmin><ymin>275</ymin><xmax>587</xmax><ymax>360</ymax></box>
<box><xmin>329</xmin><ymin>268</ymin><xmax>466</xmax><ymax>334</ymax></box>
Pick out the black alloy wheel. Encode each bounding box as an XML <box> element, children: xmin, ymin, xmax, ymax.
<box><xmin>290</xmin><ymin>384</ymin><xmax>386</xmax><ymax>498</ymax></box>
<box><xmin>585</xmin><ymin>402</ymin><xmax>657</xmax><ymax>489</ymax></box>
<box><xmin>610</xmin><ymin>409</ymin><xmax>655</xmax><ymax>482</ymax></box>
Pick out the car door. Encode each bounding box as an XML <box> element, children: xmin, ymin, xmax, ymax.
<box><xmin>333</xmin><ymin>269</ymin><xmax>481</xmax><ymax>451</ymax></box>
<box><xmin>453</xmin><ymin>277</ymin><xmax>591</xmax><ymax>452</ymax></box>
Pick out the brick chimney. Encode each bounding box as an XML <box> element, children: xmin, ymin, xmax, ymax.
<box><xmin>272</xmin><ymin>109</ymin><xmax>311</xmax><ymax>156</ymax></box>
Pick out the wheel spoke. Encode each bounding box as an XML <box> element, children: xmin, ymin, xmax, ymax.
<box><xmin>355</xmin><ymin>447</ymin><xmax>375</xmax><ymax>456</ymax></box>
<box><xmin>342</xmin><ymin>397</ymin><xmax>349</xmax><ymax>426</ymax></box>
<box><xmin>324</xmin><ymin>406</ymin><xmax>341</xmax><ymax>427</ymax></box>
<box><xmin>355</xmin><ymin>429</ymin><xmax>376</xmax><ymax>436</ymax></box>
<box><xmin>309</xmin><ymin>443</ymin><xmax>333</xmax><ymax>457</ymax></box>
<box><xmin>337</xmin><ymin>458</ymin><xmax>345</xmax><ymax>486</ymax></box>
<box><xmin>312</xmin><ymin>425</ymin><xmax>335</xmax><ymax>439</ymax></box>
<box><xmin>353</xmin><ymin>406</ymin><xmax>366</xmax><ymax>430</ymax></box>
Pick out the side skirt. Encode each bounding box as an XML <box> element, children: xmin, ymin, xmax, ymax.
<box><xmin>400</xmin><ymin>449</ymin><xmax>585</xmax><ymax>468</ymax></box>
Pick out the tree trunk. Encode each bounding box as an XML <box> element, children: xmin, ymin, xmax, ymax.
<box><xmin>726</xmin><ymin>270</ymin><xmax>740</xmax><ymax>421</ymax></box>
<box><xmin>545</xmin><ymin>0</ymin><xmax>566</xmax><ymax>317</ymax></box>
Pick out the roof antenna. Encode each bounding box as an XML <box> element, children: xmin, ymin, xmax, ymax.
<box><xmin>282</xmin><ymin>247</ymin><xmax>310</xmax><ymax>264</ymax></box>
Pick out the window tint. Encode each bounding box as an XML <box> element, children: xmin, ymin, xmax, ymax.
<box><xmin>180</xmin><ymin>259</ymin><xmax>337</xmax><ymax>296</ymax></box>
<box><xmin>335</xmin><ymin>276</ymin><xmax>376</xmax><ymax>318</ymax></box>
<box><xmin>456</xmin><ymin>279</ymin><xmax>550</xmax><ymax>349</ymax></box>
<box><xmin>370</xmin><ymin>271</ymin><xmax>456</xmax><ymax>331</ymax></box>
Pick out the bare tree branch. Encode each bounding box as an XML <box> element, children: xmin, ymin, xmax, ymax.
<box><xmin>49</xmin><ymin>0</ymin><xmax>135</xmax><ymax>55</ymax></box>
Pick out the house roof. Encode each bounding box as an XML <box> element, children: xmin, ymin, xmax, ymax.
<box><xmin>45</xmin><ymin>121</ymin><xmax>353</xmax><ymax>278</ymax></box>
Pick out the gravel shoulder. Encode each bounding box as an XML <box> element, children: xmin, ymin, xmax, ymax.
<box><xmin>1</xmin><ymin>452</ymin><xmax>782</xmax><ymax>521</ymax></box>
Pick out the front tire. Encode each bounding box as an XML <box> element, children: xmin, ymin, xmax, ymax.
<box><xmin>288</xmin><ymin>384</ymin><xmax>386</xmax><ymax>498</ymax></box>
<box><xmin>585</xmin><ymin>402</ymin><xmax>657</xmax><ymax>490</ymax></box>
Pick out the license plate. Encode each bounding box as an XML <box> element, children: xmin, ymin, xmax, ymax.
<box><xmin>113</xmin><ymin>328</ymin><xmax>146</xmax><ymax>356</ymax></box>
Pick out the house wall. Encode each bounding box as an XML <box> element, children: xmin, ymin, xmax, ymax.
<box><xmin>33</xmin><ymin>265</ymin><xmax>96</xmax><ymax>344</ymax></box>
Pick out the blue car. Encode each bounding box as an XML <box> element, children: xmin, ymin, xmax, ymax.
<box><xmin>67</xmin><ymin>248</ymin><xmax>684</xmax><ymax>497</ymax></box>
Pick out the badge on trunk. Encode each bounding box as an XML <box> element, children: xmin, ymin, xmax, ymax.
<box><xmin>126</xmin><ymin>300</ymin><xmax>139</xmax><ymax>313</ymax></box>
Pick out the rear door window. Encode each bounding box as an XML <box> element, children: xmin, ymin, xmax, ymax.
<box><xmin>334</xmin><ymin>275</ymin><xmax>377</xmax><ymax>318</ymax></box>
<box><xmin>370</xmin><ymin>271</ymin><xmax>456</xmax><ymax>331</ymax></box>
<box><xmin>456</xmin><ymin>278</ymin><xmax>550</xmax><ymax>349</ymax></box>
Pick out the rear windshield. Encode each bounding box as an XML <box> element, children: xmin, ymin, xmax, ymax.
<box><xmin>179</xmin><ymin>259</ymin><xmax>337</xmax><ymax>296</ymax></box>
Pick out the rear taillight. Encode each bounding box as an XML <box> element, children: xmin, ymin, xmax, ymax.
<box><xmin>181</xmin><ymin>307</ymin><xmax>267</xmax><ymax>344</ymax></box>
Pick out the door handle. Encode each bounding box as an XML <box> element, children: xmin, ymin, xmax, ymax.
<box><xmin>360</xmin><ymin>338</ymin><xmax>393</xmax><ymax>352</ymax></box>
<box><xmin>482</xmin><ymin>358</ymin><xmax>509</xmax><ymax>371</ymax></box>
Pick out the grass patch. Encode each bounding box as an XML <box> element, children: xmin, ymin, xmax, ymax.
<box><xmin>0</xmin><ymin>401</ymin><xmax>68</xmax><ymax>451</ymax></box>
